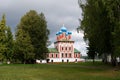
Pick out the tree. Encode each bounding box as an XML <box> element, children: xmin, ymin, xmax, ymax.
<box><xmin>78</xmin><ymin>0</ymin><xmax>112</xmax><ymax>63</ymax></box>
<box><xmin>17</xmin><ymin>10</ymin><xmax>49</xmax><ymax>59</ymax></box>
<box><xmin>0</xmin><ymin>15</ymin><xmax>14</xmax><ymax>63</ymax></box>
<box><xmin>87</xmin><ymin>40</ymin><xmax>97</xmax><ymax>63</ymax></box>
<box><xmin>102</xmin><ymin>0</ymin><xmax>120</xmax><ymax>65</ymax></box>
<box><xmin>5</xmin><ymin>26</ymin><xmax>14</xmax><ymax>62</ymax></box>
<box><xmin>78</xmin><ymin>0</ymin><xmax>120</xmax><ymax>65</ymax></box>
<box><xmin>0</xmin><ymin>14</ymin><xmax>7</xmax><ymax>61</ymax></box>
<box><xmin>15</xmin><ymin>28</ymin><xmax>34</xmax><ymax>64</ymax></box>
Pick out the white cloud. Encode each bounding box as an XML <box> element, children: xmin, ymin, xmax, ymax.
<box><xmin>71</xmin><ymin>30</ymin><xmax>87</xmax><ymax>56</ymax></box>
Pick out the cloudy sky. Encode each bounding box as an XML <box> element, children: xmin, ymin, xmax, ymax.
<box><xmin>0</xmin><ymin>0</ymin><xmax>87</xmax><ymax>56</ymax></box>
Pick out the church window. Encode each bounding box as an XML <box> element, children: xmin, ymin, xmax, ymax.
<box><xmin>77</xmin><ymin>54</ymin><xmax>79</xmax><ymax>57</ymax></box>
<box><xmin>62</xmin><ymin>53</ymin><xmax>64</xmax><ymax>57</ymax></box>
<box><xmin>69</xmin><ymin>47</ymin><xmax>71</xmax><ymax>50</ymax></box>
<box><xmin>65</xmin><ymin>53</ymin><xmax>67</xmax><ymax>57</ymax></box>
<box><xmin>66</xmin><ymin>47</ymin><xmax>67</xmax><ymax>50</ymax></box>
<box><xmin>62</xmin><ymin>47</ymin><xmax>64</xmax><ymax>50</ymax></box>
<box><xmin>52</xmin><ymin>54</ymin><xmax>54</xmax><ymax>58</ymax></box>
<box><xmin>56</xmin><ymin>54</ymin><xmax>58</xmax><ymax>58</ymax></box>
<box><xmin>69</xmin><ymin>54</ymin><xmax>71</xmax><ymax>58</ymax></box>
<box><xmin>76</xmin><ymin>54</ymin><xmax>77</xmax><ymax>57</ymax></box>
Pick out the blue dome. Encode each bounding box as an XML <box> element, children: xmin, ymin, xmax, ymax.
<box><xmin>61</xmin><ymin>26</ymin><xmax>67</xmax><ymax>32</ymax></box>
<box><xmin>65</xmin><ymin>32</ymin><xmax>69</xmax><ymax>36</ymax></box>
<box><xmin>56</xmin><ymin>32</ymin><xmax>59</xmax><ymax>35</ymax></box>
<box><xmin>59</xmin><ymin>31</ymin><xmax>62</xmax><ymax>34</ymax></box>
<box><xmin>68</xmin><ymin>32</ymin><xmax>72</xmax><ymax>34</ymax></box>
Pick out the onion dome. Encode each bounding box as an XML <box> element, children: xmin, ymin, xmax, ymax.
<box><xmin>61</xmin><ymin>26</ymin><xmax>67</xmax><ymax>32</ymax></box>
<box><xmin>66</xmin><ymin>32</ymin><xmax>69</xmax><ymax>36</ymax></box>
<box><xmin>68</xmin><ymin>31</ymin><xmax>72</xmax><ymax>34</ymax></box>
<box><xmin>59</xmin><ymin>31</ymin><xmax>62</xmax><ymax>34</ymax></box>
<box><xmin>56</xmin><ymin>32</ymin><xmax>59</xmax><ymax>35</ymax></box>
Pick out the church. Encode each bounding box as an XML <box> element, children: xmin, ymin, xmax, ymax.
<box><xmin>47</xmin><ymin>25</ymin><xmax>81</xmax><ymax>63</ymax></box>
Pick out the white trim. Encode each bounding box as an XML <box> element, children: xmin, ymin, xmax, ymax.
<box><xmin>48</xmin><ymin>58</ymin><xmax>82</xmax><ymax>62</ymax></box>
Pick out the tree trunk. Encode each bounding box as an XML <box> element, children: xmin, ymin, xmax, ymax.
<box><xmin>102</xmin><ymin>53</ymin><xmax>108</xmax><ymax>64</ymax></box>
<box><xmin>92</xmin><ymin>55</ymin><xmax>95</xmax><ymax>63</ymax></box>
<box><xmin>111</xmin><ymin>56</ymin><xmax>118</xmax><ymax>66</ymax></box>
<box><xmin>93</xmin><ymin>58</ymin><xmax>95</xmax><ymax>63</ymax></box>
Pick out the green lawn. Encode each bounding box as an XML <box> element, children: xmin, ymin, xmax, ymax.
<box><xmin>0</xmin><ymin>62</ymin><xmax>120</xmax><ymax>80</ymax></box>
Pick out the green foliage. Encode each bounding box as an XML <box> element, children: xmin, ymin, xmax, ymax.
<box><xmin>78</xmin><ymin>0</ymin><xmax>120</xmax><ymax>63</ymax></box>
<box><xmin>87</xmin><ymin>43</ymin><xmax>96</xmax><ymax>62</ymax></box>
<box><xmin>5</xmin><ymin>26</ymin><xmax>14</xmax><ymax>61</ymax></box>
<box><xmin>104</xmin><ymin>0</ymin><xmax>120</xmax><ymax>57</ymax></box>
<box><xmin>0</xmin><ymin>10</ymin><xmax>49</xmax><ymax>63</ymax></box>
<box><xmin>15</xmin><ymin>29</ymin><xmax>34</xmax><ymax>63</ymax></box>
<box><xmin>17</xmin><ymin>10</ymin><xmax>49</xmax><ymax>59</ymax></box>
<box><xmin>0</xmin><ymin>14</ymin><xmax>8</xmax><ymax>61</ymax></box>
<box><xmin>0</xmin><ymin>14</ymin><xmax>14</xmax><ymax>63</ymax></box>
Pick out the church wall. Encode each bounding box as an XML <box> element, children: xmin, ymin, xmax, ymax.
<box><xmin>48</xmin><ymin>58</ymin><xmax>82</xmax><ymax>63</ymax></box>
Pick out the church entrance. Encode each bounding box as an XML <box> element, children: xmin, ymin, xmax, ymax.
<box><xmin>67</xmin><ymin>59</ymin><xmax>69</xmax><ymax>63</ymax></box>
<box><xmin>51</xmin><ymin>60</ymin><xmax>53</xmax><ymax>63</ymax></box>
<box><xmin>62</xmin><ymin>59</ymin><xmax>64</xmax><ymax>62</ymax></box>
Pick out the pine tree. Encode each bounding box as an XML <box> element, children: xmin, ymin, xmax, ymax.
<box><xmin>15</xmin><ymin>28</ymin><xmax>34</xmax><ymax>64</ymax></box>
<box><xmin>5</xmin><ymin>26</ymin><xmax>14</xmax><ymax>62</ymax></box>
<box><xmin>0</xmin><ymin>14</ymin><xmax>7</xmax><ymax>61</ymax></box>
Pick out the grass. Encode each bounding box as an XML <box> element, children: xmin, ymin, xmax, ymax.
<box><xmin>0</xmin><ymin>62</ymin><xmax>120</xmax><ymax>80</ymax></box>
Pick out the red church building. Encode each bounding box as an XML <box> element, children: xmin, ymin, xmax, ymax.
<box><xmin>47</xmin><ymin>26</ymin><xmax>81</xmax><ymax>62</ymax></box>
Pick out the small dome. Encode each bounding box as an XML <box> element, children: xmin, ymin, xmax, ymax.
<box><xmin>61</xmin><ymin>26</ymin><xmax>67</xmax><ymax>32</ymax></box>
<box><xmin>68</xmin><ymin>31</ymin><xmax>72</xmax><ymax>34</ymax></box>
<box><xmin>66</xmin><ymin>32</ymin><xmax>69</xmax><ymax>36</ymax></box>
<box><xmin>59</xmin><ymin>31</ymin><xmax>62</xmax><ymax>34</ymax></box>
<box><xmin>56</xmin><ymin>32</ymin><xmax>59</xmax><ymax>35</ymax></box>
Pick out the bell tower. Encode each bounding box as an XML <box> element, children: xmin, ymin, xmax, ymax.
<box><xmin>54</xmin><ymin>25</ymin><xmax>74</xmax><ymax>58</ymax></box>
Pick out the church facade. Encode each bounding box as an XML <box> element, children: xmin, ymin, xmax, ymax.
<box><xmin>47</xmin><ymin>26</ymin><xmax>81</xmax><ymax>63</ymax></box>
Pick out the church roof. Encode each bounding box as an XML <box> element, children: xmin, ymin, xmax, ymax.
<box><xmin>48</xmin><ymin>48</ymin><xmax>59</xmax><ymax>53</ymax></box>
<box><xmin>56</xmin><ymin>25</ymin><xmax>72</xmax><ymax>36</ymax></box>
<box><xmin>68</xmin><ymin>31</ymin><xmax>72</xmax><ymax>34</ymax></box>
<box><xmin>56</xmin><ymin>32</ymin><xmax>59</xmax><ymax>35</ymax></box>
<box><xmin>74</xmin><ymin>48</ymin><xmax>80</xmax><ymax>53</ymax></box>
<box><xmin>61</xmin><ymin>26</ymin><xmax>67</xmax><ymax>32</ymax></box>
<box><xmin>59</xmin><ymin>31</ymin><xmax>62</xmax><ymax>34</ymax></box>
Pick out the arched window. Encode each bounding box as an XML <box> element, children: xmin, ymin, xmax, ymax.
<box><xmin>52</xmin><ymin>54</ymin><xmax>53</xmax><ymax>58</ymax></box>
<box><xmin>56</xmin><ymin>54</ymin><xmax>58</xmax><ymax>58</ymax></box>
<box><xmin>69</xmin><ymin>47</ymin><xmax>71</xmax><ymax>50</ymax></box>
<box><xmin>62</xmin><ymin>53</ymin><xmax>64</xmax><ymax>57</ymax></box>
<box><xmin>65</xmin><ymin>53</ymin><xmax>67</xmax><ymax>58</ymax></box>
<box><xmin>62</xmin><ymin>47</ymin><xmax>64</xmax><ymax>50</ymax></box>
<box><xmin>66</xmin><ymin>47</ymin><xmax>67</xmax><ymax>50</ymax></box>
<box><xmin>76</xmin><ymin>54</ymin><xmax>78</xmax><ymax>57</ymax></box>
<box><xmin>69</xmin><ymin>53</ymin><xmax>71</xmax><ymax>58</ymax></box>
